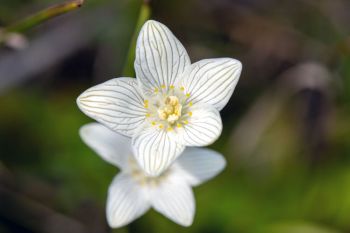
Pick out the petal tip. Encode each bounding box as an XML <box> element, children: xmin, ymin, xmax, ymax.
<box><xmin>76</xmin><ymin>91</ymin><xmax>94</xmax><ymax>119</ymax></box>
<box><xmin>106</xmin><ymin>214</ymin><xmax>133</xmax><ymax>229</ymax></box>
<box><xmin>179</xmin><ymin>216</ymin><xmax>194</xmax><ymax>227</ymax></box>
<box><xmin>78</xmin><ymin>123</ymin><xmax>88</xmax><ymax>137</ymax></box>
<box><xmin>234</xmin><ymin>59</ymin><xmax>243</xmax><ymax>73</ymax></box>
<box><xmin>226</xmin><ymin>57</ymin><xmax>243</xmax><ymax>71</ymax></box>
<box><xmin>216</xmin><ymin>152</ymin><xmax>227</xmax><ymax>173</ymax></box>
<box><xmin>106</xmin><ymin>218</ymin><xmax>125</xmax><ymax>229</ymax></box>
<box><xmin>144</xmin><ymin>19</ymin><xmax>161</xmax><ymax>27</ymax></box>
<box><xmin>173</xmin><ymin>209</ymin><xmax>194</xmax><ymax>227</ymax></box>
<box><xmin>76</xmin><ymin>91</ymin><xmax>87</xmax><ymax>112</ymax></box>
<box><xmin>214</xmin><ymin>57</ymin><xmax>242</xmax><ymax>74</ymax></box>
<box><xmin>179</xmin><ymin>222</ymin><xmax>193</xmax><ymax>227</ymax></box>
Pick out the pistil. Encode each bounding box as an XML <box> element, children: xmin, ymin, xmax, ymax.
<box><xmin>157</xmin><ymin>96</ymin><xmax>182</xmax><ymax>124</ymax></box>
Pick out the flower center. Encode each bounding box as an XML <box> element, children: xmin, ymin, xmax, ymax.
<box><xmin>157</xmin><ymin>96</ymin><xmax>182</xmax><ymax>124</ymax></box>
<box><xmin>144</xmin><ymin>85</ymin><xmax>193</xmax><ymax>131</ymax></box>
<box><xmin>127</xmin><ymin>156</ymin><xmax>170</xmax><ymax>186</ymax></box>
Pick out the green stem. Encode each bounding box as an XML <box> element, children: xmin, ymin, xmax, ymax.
<box><xmin>5</xmin><ymin>0</ymin><xmax>84</xmax><ymax>33</ymax></box>
<box><xmin>122</xmin><ymin>1</ymin><xmax>151</xmax><ymax>77</ymax></box>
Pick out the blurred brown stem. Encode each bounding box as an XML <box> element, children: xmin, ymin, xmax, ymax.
<box><xmin>5</xmin><ymin>0</ymin><xmax>84</xmax><ymax>33</ymax></box>
<box><xmin>0</xmin><ymin>0</ymin><xmax>84</xmax><ymax>48</ymax></box>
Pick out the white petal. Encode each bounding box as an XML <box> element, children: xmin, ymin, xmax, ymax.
<box><xmin>132</xmin><ymin>125</ymin><xmax>185</xmax><ymax>176</ymax></box>
<box><xmin>180</xmin><ymin>58</ymin><xmax>242</xmax><ymax>111</ymax></box>
<box><xmin>178</xmin><ymin>105</ymin><xmax>222</xmax><ymax>146</ymax></box>
<box><xmin>77</xmin><ymin>78</ymin><xmax>146</xmax><ymax>137</ymax></box>
<box><xmin>79</xmin><ymin>123</ymin><xmax>131</xmax><ymax>169</ymax></box>
<box><xmin>150</xmin><ymin>175</ymin><xmax>195</xmax><ymax>227</ymax></box>
<box><xmin>107</xmin><ymin>173</ymin><xmax>150</xmax><ymax>228</ymax></box>
<box><xmin>175</xmin><ymin>147</ymin><xmax>226</xmax><ymax>186</ymax></box>
<box><xmin>135</xmin><ymin>20</ymin><xmax>191</xmax><ymax>95</ymax></box>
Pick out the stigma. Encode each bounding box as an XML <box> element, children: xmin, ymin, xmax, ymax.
<box><xmin>157</xmin><ymin>96</ymin><xmax>182</xmax><ymax>124</ymax></box>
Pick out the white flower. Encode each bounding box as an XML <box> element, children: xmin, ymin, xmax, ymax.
<box><xmin>77</xmin><ymin>20</ymin><xmax>241</xmax><ymax>176</ymax></box>
<box><xmin>79</xmin><ymin>123</ymin><xmax>226</xmax><ymax>228</ymax></box>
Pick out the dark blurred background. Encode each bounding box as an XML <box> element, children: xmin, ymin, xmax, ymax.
<box><xmin>1</xmin><ymin>0</ymin><xmax>350</xmax><ymax>232</ymax></box>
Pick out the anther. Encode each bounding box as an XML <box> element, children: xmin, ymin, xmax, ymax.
<box><xmin>144</xmin><ymin>100</ymin><xmax>149</xmax><ymax>108</ymax></box>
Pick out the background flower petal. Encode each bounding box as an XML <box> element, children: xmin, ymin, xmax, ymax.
<box><xmin>180</xmin><ymin>58</ymin><xmax>242</xmax><ymax>111</ymax></box>
<box><xmin>107</xmin><ymin>173</ymin><xmax>150</xmax><ymax>228</ymax></box>
<box><xmin>77</xmin><ymin>77</ymin><xmax>146</xmax><ymax>137</ymax></box>
<box><xmin>178</xmin><ymin>104</ymin><xmax>222</xmax><ymax>146</ymax></box>
<box><xmin>132</xmin><ymin>125</ymin><xmax>185</xmax><ymax>176</ymax></box>
<box><xmin>135</xmin><ymin>20</ymin><xmax>191</xmax><ymax>95</ymax></box>
<box><xmin>79</xmin><ymin>123</ymin><xmax>131</xmax><ymax>169</ymax></box>
<box><xmin>175</xmin><ymin>147</ymin><xmax>226</xmax><ymax>186</ymax></box>
<box><xmin>150</xmin><ymin>175</ymin><xmax>195</xmax><ymax>227</ymax></box>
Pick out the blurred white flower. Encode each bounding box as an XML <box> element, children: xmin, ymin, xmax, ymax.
<box><xmin>77</xmin><ymin>20</ymin><xmax>241</xmax><ymax>176</ymax></box>
<box><xmin>80</xmin><ymin>123</ymin><xmax>226</xmax><ymax>228</ymax></box>
<box><xmin>0</xmin><ymin>29</ymin><xmax>28</xmax><ymax>50</ymax></box>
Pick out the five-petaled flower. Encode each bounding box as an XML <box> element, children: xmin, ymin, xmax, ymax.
<box><xmin>77</xmin><ymin>20</ymin><xmax>242</xmax><ymax>176</ymax></box>
<box><xmin>80</xmin><ymin>123</ymin><xmax>226</xmax><ymax>227</ymax></box>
